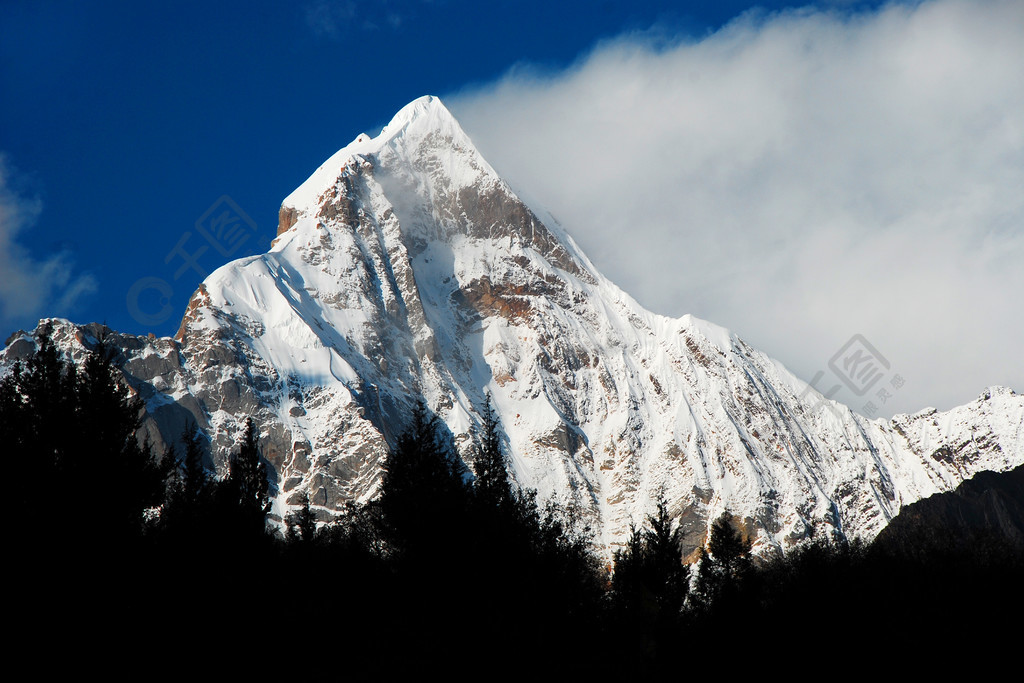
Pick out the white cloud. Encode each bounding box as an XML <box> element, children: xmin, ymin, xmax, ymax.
<box><xmin>447</xmin><ymin>0</ymin><xmax>1024</xmax><ymax>417</ymax></box>
<box><xmin>0</xmin><ymin>155</ymin><xmax>96</xmax><ymax>333</ymax></box>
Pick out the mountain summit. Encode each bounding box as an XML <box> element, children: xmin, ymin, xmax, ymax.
<box><xmin>5</xmin><ymin>96</ymin><xmax>1022</xmax><ymax>555</ymax></box>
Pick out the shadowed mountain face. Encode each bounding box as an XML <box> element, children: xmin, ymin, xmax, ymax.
<box><xmin>3</xmin><ymin>96</ymin><xmax>1022</xmax><ymax>556</ymax></box>
<box><xmin>874</xmin><ymin>464</ymin><xmax>1024</xmax><ymax>554</ymax></box>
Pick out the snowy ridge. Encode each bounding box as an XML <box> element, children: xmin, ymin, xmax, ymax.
<box><xmin>5</xmin><ymin>97</ymin><xmax>1021</xmax><ymax>557</ymax></box>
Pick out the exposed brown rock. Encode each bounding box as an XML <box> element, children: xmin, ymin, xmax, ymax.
<box><xmin>174</xmin><ymin>284</ymin><xmax>210</xmax><ymax>343</ymax></box>
<box><xmin>278</xmin><ymin>206</ymin><xmax>299</xmax><ymax>236</ymax></box>
<box><xmin>461</xmin><ymin>275</ymin><xmax>535</xmax><ymax>322</ymax></box>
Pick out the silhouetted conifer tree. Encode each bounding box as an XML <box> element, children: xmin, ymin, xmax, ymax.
<box><xmin>221</xmin><ymin>417</ymin><xmax>271</xmax><ymax>538</ymax></box>
<box><xmin>608</xmin><ymin>496</ymin><xmax>690</xmax><ymax>667</ymax></box>
<box><xmin>21</xmin><ymin>329</ymin><xmax>78</xmax><ymax>481</ymax></box>
<box><xmin>692</xmin><ymin>511</ymin><xmax>752</xmax><ymax>615</ymax></box>
<box><xmin>157</xmin><ymin>421</ymin><xmax>213</xmax><ymax>544</ymax></box>
<box><xmin>76</xmin><ymin>336</ymin><xmax>164</xmax><ymax>540</ymax></box>
<box><xmin>286</xmin><ymin>491</ymin><xmax>317</xmax><ymax>544</ymax></box>
<box><xmin>5</xmin><ymin>329</ymin><xmax>173</xmax><ymax>646</ymax></box>
<box><xmin>612</xmin><ymin>498</ymin><xmax>689</xmax><ymax>616</ymax></box>
<box><xmin>6</xmin><ymin>330</ymin><xmax>165</xmax><ymax>547</ymax></box>
<box><xmin>473</xmin><ymin>393</ymin><xmax>511</xmax><ymax>510</ymax></box>
<box><xmin>181</xmin><ymin>421</ymin><xmax>209</xmax><ymax>505</ymax></box>
<box><xmin>0</xmin><ymin>361</ymin><xmax>29</xmax><ymax>514</ymax></box>
<box><xmin>378</xmin><ymin>401</ymin><xmax>469</xmax><ymax>557</ymax></box>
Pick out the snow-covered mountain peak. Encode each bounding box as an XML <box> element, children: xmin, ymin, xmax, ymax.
<box><xmin>377</xmin><ymin>94</ymin><xmax>467</xmax><ymax>145</ymax></box>
<box><xmin>279</xmin><ymin>95</ymin><xmax>494</xmax><ymax>234</ymax></box>
<box><xmin>169</xmin><ymin>97</ymin><xmax>1024</xmax><ymax>555</ymax></box>
<box><xmin>6</xmin><ymin>96</ymin><xmax>1020</xmax><ymax>560</ymax></box>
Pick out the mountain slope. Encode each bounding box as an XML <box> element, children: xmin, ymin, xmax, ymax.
<box><xmin>874</xmin><ymin>463</ymin><xmax>1024</xmax><ymax>553</ymax></box>
<box><xmin>3</xmin><ymin>96</ymin><xmax>1021</xmax><ymax>556</ymax></box>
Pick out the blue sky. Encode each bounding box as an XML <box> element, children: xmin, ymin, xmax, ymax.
<box><xmin>0</xmin><ymin>0</ymin><xmax>873</xmax><ymax>336</ymax></box>
<box><xmin>2</xmin><ymin>0</ymin><xmax>1021</xmax><ymax>416</ymax></box>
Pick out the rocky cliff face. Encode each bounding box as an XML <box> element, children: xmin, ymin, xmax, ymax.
<box><xmin>4</xmin><ymin>96</ymin><xmax>1022</xmax><ymax>557</ymax></box>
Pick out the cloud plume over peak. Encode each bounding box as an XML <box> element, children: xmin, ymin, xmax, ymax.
<box><xmin>449</xmin><ymin>0</ymin><xmax>1024</xmax><ymax>417</ymax></box>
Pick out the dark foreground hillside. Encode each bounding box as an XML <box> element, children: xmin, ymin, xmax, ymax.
<box><xmin>875</xmin><ymin>464</ymin><xmax>1024</xmax><ymax>553</ymax></box>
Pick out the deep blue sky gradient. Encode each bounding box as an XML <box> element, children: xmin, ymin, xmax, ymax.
<box><xmin>0</xmin><ymin>0</ymin><xmax>886</xmax><ymax>338</ymax></box>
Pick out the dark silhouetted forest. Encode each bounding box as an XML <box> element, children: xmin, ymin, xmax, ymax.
<box><xmin>4</xmin><ymin>329</ymin><xmax>1022</xmax><ymax>674</ymax></box>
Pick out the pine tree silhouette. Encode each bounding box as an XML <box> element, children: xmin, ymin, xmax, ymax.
<box><xmin>287</xmin><ymin>491</ymin><xmax>317</xmax><ymax>544</ymax></box>
<box><xmin>221</xmin><ymin>417</ymin><xmax>271</xmax><ymax>537</ymax></box>
<box><xmin>611</xmin><ymin>495</ymin><xmax>689</xmax><ymax>666</ymax></box>
<box><xmin>182</xmin><ymin>420</ymin><xmax>210</xmax><ymax>505</ymax></box>
<box><xmin>472</xmin><ymin>393</ymin><xmax>512</xmax><ymax>511</ymax></box>
<box><xmin>378</xmin><ymin>400</ymin><xmax>469</xmax><ymax>557</ymax></box>
<box><xmin>158</xmin><ymin>421</ymin><xmax>213</xmax><ymax>543</ymax></box>
<box><xmin>76</xmin><ymin>335</ymin><xmax>164</xmax><ymax>540</ymax></box>
<box><xmin>692</xmin><ymin>511</ymin><xmax>752</xmax><ymax>615</ymax></box>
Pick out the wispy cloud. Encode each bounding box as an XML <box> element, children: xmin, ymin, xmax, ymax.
<box><xmin>305</xmin><ymin>0</ymin><xmax>414</xmax><ymax>38</ymax></box>
<box><xmin>0</xmin><ymin>155</ymin><xmax>97</xmax><ymax>333</ymax></box>
<box><xmin>449</xmin><ymin>0</ymin><xmax>1024</xmax><ymax>416</ymax></box>
<box><xmin>305</xmin><ymin>0</ymin><xmax>356</xmax><ymax>38</ymax></box>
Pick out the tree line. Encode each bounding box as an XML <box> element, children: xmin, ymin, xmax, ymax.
<box><xmin>4</xmin><ymin>329</ymin><xmax>1022</xmax><ymax>673</ymax></box>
